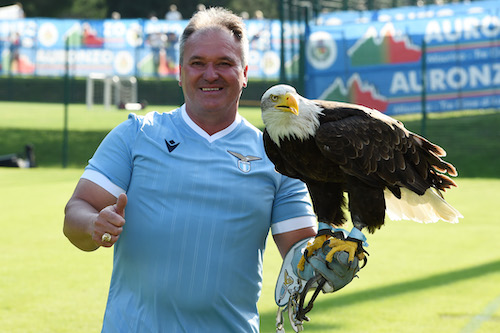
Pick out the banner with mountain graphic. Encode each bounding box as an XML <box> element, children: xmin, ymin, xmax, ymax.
<box><xmin>305</xmin><ymin>0</ymin><xmax>499</xmax><ymax>115</ymax></box>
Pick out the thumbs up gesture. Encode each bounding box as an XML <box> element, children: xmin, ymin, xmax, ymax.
<box><xmin>94</xmin><ymin>193</ymin><xmax>127</xmax><ymax>247</ymax></box>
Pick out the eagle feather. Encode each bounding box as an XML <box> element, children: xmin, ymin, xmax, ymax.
<box><xmin>260</xmin><ymin>84</ymin><xmax>462</xmax><ymax>233</ymax></box>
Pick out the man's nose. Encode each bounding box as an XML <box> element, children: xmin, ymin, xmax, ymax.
<box><xmin>203</xmin><ymin>63</ymin><xmax>219</xmax><ymax>81</ymax></box>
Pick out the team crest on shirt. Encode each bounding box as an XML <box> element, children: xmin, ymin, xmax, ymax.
<box><xmin>227</xmin><ymin>150</ymin><xmax>262</xmax><ymax>173</ymax></box>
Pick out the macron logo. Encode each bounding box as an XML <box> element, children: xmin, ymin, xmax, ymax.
<box><xmin>165</xmin><ymin>139</ymin><xmax>180</xmax><ymax>153</ymax></box>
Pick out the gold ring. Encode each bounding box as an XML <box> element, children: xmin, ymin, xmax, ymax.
<box><xmin>101</xmin><ymin>232</ymin><xmax>112</xmax><ymax>242</ymax></box>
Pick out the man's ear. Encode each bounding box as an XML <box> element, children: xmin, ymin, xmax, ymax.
<box><xmin>242</xmin><ymin>65</ymin><xmax>248</xmax><ymax>88</ymax></box>
<box><xmin>178</xmin><ymin>65</ymin><xmax>182</xmax><ymax>87</ymax></box>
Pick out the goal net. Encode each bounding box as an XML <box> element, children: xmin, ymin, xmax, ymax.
<box><xmin>86</xmin><ymin>73</ymin><xmax>138</xmax><ymax>109</ymax></box>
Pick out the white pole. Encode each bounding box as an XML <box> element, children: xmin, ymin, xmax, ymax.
<box><xmin>86</xmin><ymin>76</ymin><xmax>93</xmax><ymax>110</ymax></box>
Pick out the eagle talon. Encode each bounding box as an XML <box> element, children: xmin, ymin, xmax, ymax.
<box><xmin>325</xmin><ymin>238</ymin><xmax>360</xmax><ymax>266</ymax></box>
<box><xmin>360</xmin><ymin>254</ymin><xmax>368</xmax><ymax>269</ymax></box>
<box><xmin>297</xmin><ymin>234</ymin><xmax>329</xmax><ymax>271</ymax></box>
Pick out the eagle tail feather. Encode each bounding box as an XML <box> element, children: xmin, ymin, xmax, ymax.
<box><xmin>384</xmin><ymin>187</ymin><xmax>462</xmax><ymax>224</ymax></box>
<box><xmin>434</xmin><ymin>173</ymin><xmax>458</xmax><ymax>191</ymax></box>
<box><xmin>413</xmin><ymin>133</ymin><xmax>446</xmax><ymax>157</ymax></box>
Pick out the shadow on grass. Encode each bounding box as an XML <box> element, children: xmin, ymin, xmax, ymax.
<box><xmin>0</xmin><ymin>128</ymin><xmax>108</xmax><ymax>168</ymax></box>
<box><xmin>260</xmin><ymin>259</ymin><xmax>500</xmax><ymax>330</ymax></box>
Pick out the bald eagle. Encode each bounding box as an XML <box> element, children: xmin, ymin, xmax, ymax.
<box><xmin>261</xmin><ymin>84</ymin><xmax>462</xmax><ymax>264</ymax></box>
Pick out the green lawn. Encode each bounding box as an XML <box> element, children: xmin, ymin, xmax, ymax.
<box><xmin>1</xmin><ymin>169</ymin><xmax>499</xmax><ymax>333</ymax></box>
<box><xmin>1</xmin><ymin>102</ymin><xmax>500</xmax><ymax>332</ymax></box>
<box><xmin>1</xmin><ymin>102</ymin><xmax>499</xmax><ymax>177</ymax></box>
<box><xmin>0</xmin><ymin>102</ymin><xmax>264</xmax><ymax>168</ymax></box>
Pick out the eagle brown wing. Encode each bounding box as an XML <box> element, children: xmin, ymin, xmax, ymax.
<box><xmin>314</xmin><ymin>101</ymin><xmax>458</xmax><ymax>198</ymax></box>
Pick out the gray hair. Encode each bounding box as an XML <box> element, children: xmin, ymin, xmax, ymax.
<box><xmin>179</xmin><ymin>7</ymin><xmax>249</xmax><ymax>68</ymax></box>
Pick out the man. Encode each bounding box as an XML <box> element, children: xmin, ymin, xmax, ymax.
<box><xmin>64</xmin><ymin>8</ymin><xmax>317</xmax><ymax>332</ymax></box>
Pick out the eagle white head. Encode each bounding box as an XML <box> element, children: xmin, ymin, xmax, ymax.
<box><xmin>260</xmin><ymin>84</ymin><xmax>323</xmax><ymax>146</ymax></box>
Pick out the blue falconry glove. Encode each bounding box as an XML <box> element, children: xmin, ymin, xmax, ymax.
<box><xmin>275</xmin><ymin>224</ymin><xmax>368</xmax><ymax>332</ymax></box>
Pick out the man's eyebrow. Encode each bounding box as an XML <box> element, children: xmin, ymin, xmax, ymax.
<box><xmin>218</xmin><ymin>56</ymin><xmax>237</xmax><ymax>63</ymax></box>
<box><xmin>187</xmin><ymin>55</ymin><xmax>237</xmax><ymax>63</ymax></box>
<box><xmin>187</xmin><ymin>55</ymin><xmax>203</xmax><ymax>62</ymax></box>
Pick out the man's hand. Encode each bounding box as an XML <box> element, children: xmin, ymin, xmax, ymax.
<box><xmin>92</xmin><ymin>193</ymin><xmax>127</xmax><ymax>247</ymax></box>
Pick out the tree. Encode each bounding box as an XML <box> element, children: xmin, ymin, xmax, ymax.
<box><xmin>4</xmin><ymin>0</ymin><xmax>107</xmax><ymax>18</ymax></box>
<box><xmin>4</xmin><ymin>0</ymin><xmax>71</xmax><ymax>17</ymax></box>
<box><xmin>105</xmin><ymin>0</ymin><xmax>231</xmax><ymax>20</ymax></box>
<box><xmin>2</xmin><ymin>0</ymin><xmax>279</xmax><ymax>19</ymax></box>
<box><xmin>104</xmin><ymin>0</ymin><xmax>277</xmax><ymax>20</ymax></box>
<box><xmin>66</xmin><ymin>0</ymin><xmax>107</xmax><ymax>19</ymax></box>
<box><xmin>106</xmin><ymin>0</ymin><xmax>170</xmax><ymax>19</ymax></box>
<box><xmin>229</xmin><ymin>0</ymin><xmax>278</xmax><ymax>19</ymax></box>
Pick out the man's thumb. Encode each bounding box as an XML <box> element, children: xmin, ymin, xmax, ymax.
<box><xmin>115</xmin><ymin>193</ymin><xmax>127</xmax><ymax>216</ymax></box>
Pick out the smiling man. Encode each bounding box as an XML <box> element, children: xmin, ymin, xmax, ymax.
<box><xmin>63</xmin><ymin>8</ymin><xmax>317</xmax><ymax>332</ymax></box>
<box><xmin>179</xmin><ymin>21</ymin><xmax>248</xmax><ymax>135</ymax></box>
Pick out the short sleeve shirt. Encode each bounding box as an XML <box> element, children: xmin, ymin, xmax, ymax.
<box><xmin>83</xmin><ymin>106</ymin><xmax>316</xmax><ymax>332</ymax></box>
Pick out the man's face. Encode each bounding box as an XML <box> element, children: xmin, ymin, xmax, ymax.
<box><xmin>179</xmin><ymin>28</ymin><xmax>248</xmax><ymax>115</ymax></box>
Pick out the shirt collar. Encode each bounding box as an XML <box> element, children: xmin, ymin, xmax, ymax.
<box><xmin>181</xmin><ymin>104</ymin><xmax>242</xmax><ymax>143</ymax></box>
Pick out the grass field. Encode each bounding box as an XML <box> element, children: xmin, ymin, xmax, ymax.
<box><xmin>1</xmin><ymin>102</ymin><xmax>499</xmax><ymax>177</ymax></box>
<box><xmin>1</xmin><ymin>102</ymin><xmax>500</xmax><ymax>332</ymax></box>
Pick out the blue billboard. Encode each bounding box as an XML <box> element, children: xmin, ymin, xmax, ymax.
<box><xmin>0</xmin><ymin>17</ymin><xmax>298</xmax><ymax>80</ymax></box>
<box><xmin>305</xmin><ymin>0</ymin><xmax>499</xmax><ymax>114</ymax></box>
<box><xmin>0</xmin><ymin>0</ymin><xmax>498</xmax><ymax>114</ymax></box>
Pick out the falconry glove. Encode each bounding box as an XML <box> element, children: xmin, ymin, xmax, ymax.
<box><xmin>275</xmin><ymin>227</ymin><xmax>367</xmax><ymax>332</ymax></box>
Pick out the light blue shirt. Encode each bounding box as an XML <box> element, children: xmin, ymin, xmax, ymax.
<box><xmin>82</xmin><ymin>106</ymin><xmax>316</xmax><ymax>332</ymax></box>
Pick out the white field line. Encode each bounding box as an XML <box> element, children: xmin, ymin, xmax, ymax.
<box><xmin>460</xmin><ymin>294</ymin><xmax>500</xmax><ymax>333</ymax></box>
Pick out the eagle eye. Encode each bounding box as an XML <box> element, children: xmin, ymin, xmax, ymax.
<box><xmin>270</xmin><ymin>94</ymin><xmax>279</xmax><ymax>102</ymax></box>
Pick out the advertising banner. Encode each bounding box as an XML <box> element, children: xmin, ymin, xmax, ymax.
<box><xmin>0</xmin><ymin>17</ymin><xmax>292</xmax><ymax>80</ymax></box>
<box><xmin>0</xmin><ymin>0</ymin><xmax>497</xmax><ymax>114</ymax></box>
<box><xmin>305</xmin><ymin>0</ymin><xmax>499</xmax><ymax>114</ymax></box>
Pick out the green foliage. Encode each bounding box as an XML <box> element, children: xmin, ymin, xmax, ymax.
<box><xmin>14</xmin><ymin>0</ymin><xmax>71</xmax><ymax>18</ymax></box>
<box><xmin>15</xmin><ymin>0</ymin><xmax>472</xmax><ymax>19</ymax></box>
<box><xmin>66</xmin><ymin>0</ymin><xmax>108</xmax><ymax>19</ymax></box>
<box><xmin>105</xmin><ymin>0</ymin><xmax>175</xmax><ymax>19</ymax></box>
<box><xmin>15</xmin><ymin>0</ymin><xmax>278</xmax><ymax>19</ymax></box>
<box><xmin>104</xmin><ymin>0</ymin><xmax>272</xmax><ymax>20</ymax></box>
<box><xmin>229</xmin><ymin>0</ymin><xmax>278</xmax><ymax>18</ymax></box>
<box><xmin>16</xmin><ymin>0</ymin><xmax>107</xmax><ymax>18</ymax></box>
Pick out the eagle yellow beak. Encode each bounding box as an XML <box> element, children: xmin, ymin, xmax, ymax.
<box><xmin>275</xmin><ymin>92</ymin><xmax>299</xmax><ymax>115</ymax></box>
